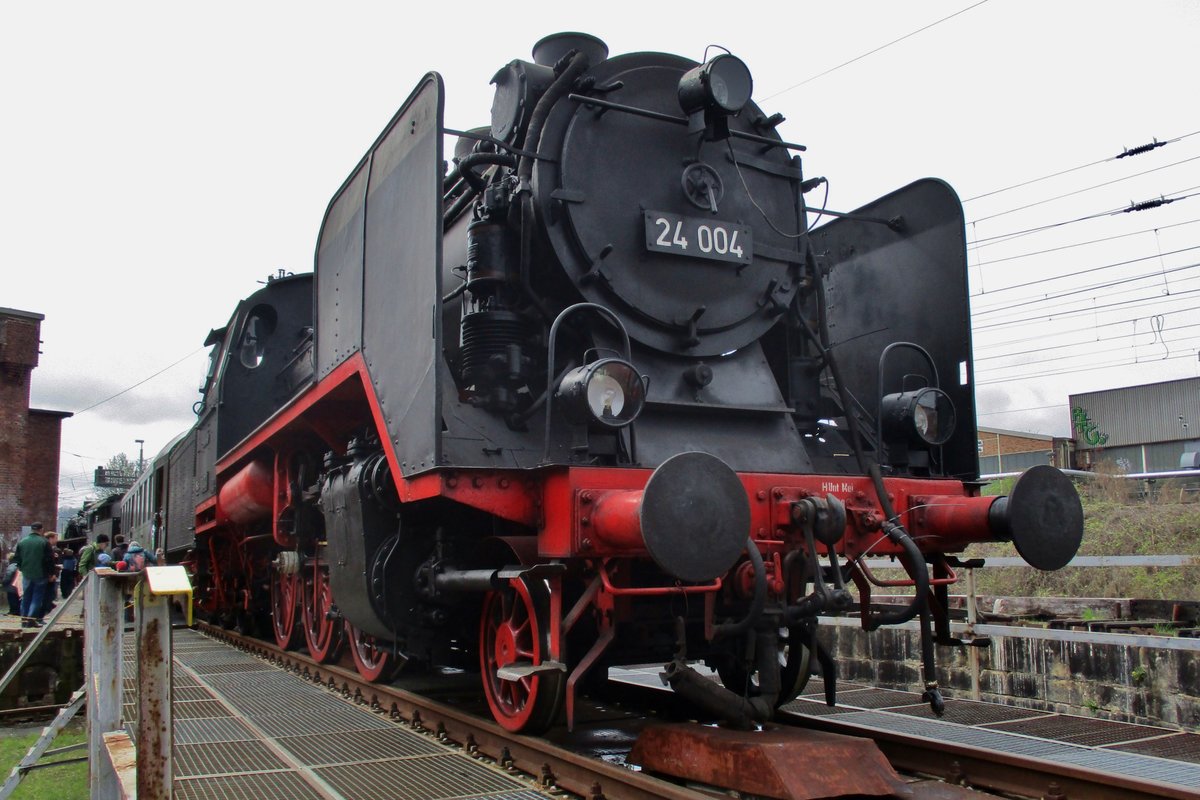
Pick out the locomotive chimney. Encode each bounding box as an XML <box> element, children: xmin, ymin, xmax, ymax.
<box><xmin>531</xmin><ymin>32</ymin><xmax>608</xmax><ymax>68</ymax></box>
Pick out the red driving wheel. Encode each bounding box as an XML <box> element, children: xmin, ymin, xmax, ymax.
<box><xmin>479</xmin><ymin>577</ymin><xmax>564</xmax><ymax>733</ymax></box>
<box><xmin>301</xmin><ymin>562</ymin><xmax>344</xmax><ymax>663</ymax></box>
<box><xmin>346</xmin><ymin>621</ymin><xmax>399</xmax><ymax>682</ymax></box>
<box><xmin>270</xmin><ymin>568</ymin><xmax>302</xmax><ymax>650</ymax></box>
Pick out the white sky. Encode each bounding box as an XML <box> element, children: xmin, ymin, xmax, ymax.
<box><xmin>3</xmin><ymin>1</ymin><xmax>1198</xmax><ymax>507</ymax></box>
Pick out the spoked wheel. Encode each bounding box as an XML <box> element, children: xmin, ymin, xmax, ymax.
<box><xmin>270</xmin><ymin>568</ymin><xmax>302</xmax><ymax>650</ymax></box>
<box><xmin>301</xmin><ymin>563</ymin><xmax>344</xmax><ymax>663</ymax></box>
<box><xmin>717</xmin><ymin>625</ymin><xmax>812</xmax><ymax>707</ymax></box>
<box><xmin>479</xmin><ymin>577</ymin><xmax>564</xmax><ymax>733</ymax></box>
<box><xmin>346</xmin><ymin>621</ymin><xmax>400</xmax><ymax>682</ymax></box>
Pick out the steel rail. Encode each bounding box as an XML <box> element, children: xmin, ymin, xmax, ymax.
<box><xmin>196</xmin><ymin>623</ymin><xmax>1192</xmax><ymax>799</ymax></box>
<box><xmin>785</xmin><ymin>711</ymin><xmax>1196</xmax><ymax>800</ymax></box>
<box><xmin>194</xmin><ymin>623</ymin><xmax>706</xmax><ymax>800</ymax></box>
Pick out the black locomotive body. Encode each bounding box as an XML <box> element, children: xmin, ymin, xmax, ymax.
<box><xmin>153</xmin><ymin>33</ymin><xmax>1083</xmax><ymax>733</ymax></box>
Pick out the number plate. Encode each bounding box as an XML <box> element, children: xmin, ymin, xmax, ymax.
<box><xmin>644</xmin><ymin>211</ymin><xmax>752</xmax><ymax>264</ymax></box>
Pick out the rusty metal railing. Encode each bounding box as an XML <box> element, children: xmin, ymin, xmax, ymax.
<box><xmin>86</xmin><ymin>566</ymin><xmax>192</xmax><ymax>800</ymax></box>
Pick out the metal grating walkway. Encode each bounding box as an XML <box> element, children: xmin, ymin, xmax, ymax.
<box><xmin>123</xmin><ymin>629</ymin><xmax>556</xmax><ymax>800</ymax></box>
<box><xmin>784</xmin><ymin>679</ymin><xmax>1200</xmax><ymax>791</ymax></box>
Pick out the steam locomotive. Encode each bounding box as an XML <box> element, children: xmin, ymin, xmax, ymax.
<box><xmin>142</xmin><ymin>33</ymin><xmax>1083</xmax><ymax>733</ymax></box>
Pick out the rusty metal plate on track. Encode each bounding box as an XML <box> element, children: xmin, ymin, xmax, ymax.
<box><xmin>313</xmin><ymin>754</ymin><xmax>531</xmax><ymax>800</ymax></box>
<box><xmin>174</xmin><ymin>771</ymin><xmax>327</xmax><ymax>800</ymax></box>
<box><xmin>174</xmin><ymin>717</ymin><xmax>259</xmax><ymax>745</ymax></box>
<box><xmin>630</xmin><ymin>722</ymin><xmax>905</xmax><ymax>799</ymax></box>
<box><xmin>826</xmin><ymin>688</ymin><xmax>925</xmax><ymax>709</ymax></box>
<box><xmin>173</xmin><ymin>699</ymin><xmax>235</xmax><ymax>720</ymax></box>
<box><xmin>275</xmin><ymin>727</ymin><xmax>445</xmax><ymax>765</ymax></box>
<box><xmin>983</xmin><ymin>714</ymin><xmax>1169</xmax><ymax>746</ymax></box>
<box><xmin>174</xmin><ymin>740</ymin><xmax>291</xmax><ymax>777</ymax></box>
<box><xmin>781</xmin><ymin>698</ymin><xmax>863</xmax><ymax>716</ymax></box>
<box><xmin>1111</xmin><ymin>732</ymin><xmax>1200</xmax><ymax>763</ymax></box>
<box><xmin>888</xmin><ymin>699</ymin><xmax>1050</xmax><ymax>726</ymax></box>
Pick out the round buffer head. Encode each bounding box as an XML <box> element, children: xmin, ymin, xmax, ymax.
<box><xmin>640</xmin><ymin>451</ymin><xmax>750</xmax><ymax>583</ymax></box>
<box><xmin>1006</xmin><ymin>464</ymin><xmax>1084</xmax><ymax>571</ymax></box>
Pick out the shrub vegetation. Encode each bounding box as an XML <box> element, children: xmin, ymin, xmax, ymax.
<box><xmin>965</xmin><ymin>471</ymin><xmax>1200</xmax><ymax>600</ymax></box>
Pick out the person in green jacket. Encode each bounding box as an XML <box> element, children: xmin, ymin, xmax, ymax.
<box><xmin>76</xmin><ymin>534</ymin><xmax>110</xmax><ymax>577</ymax></box>
<box><xmin>13</xmin><ymin>523</ymin><xmax>51</xmax><ymax>627</ymax></box>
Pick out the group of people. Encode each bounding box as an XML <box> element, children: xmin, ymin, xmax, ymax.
<box><xmin>4</xmin><ymin>523</ymin><xmax>69</xmax><ymax>627</ymax></box>
<box><xmin>3</xmin><ymin>523</ymin><xmax>160</xmax><ymax>628</ymax></box>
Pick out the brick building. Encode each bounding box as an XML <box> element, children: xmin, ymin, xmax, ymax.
<box><xmin>0</xmin><ymin>308</ymin><xmax>72</xmax><ymax>555</ymax></box>
<box><xmin>977</xmin><ymin>425</ymin><xmax>1072</xmax><ymax>475</ymax></box>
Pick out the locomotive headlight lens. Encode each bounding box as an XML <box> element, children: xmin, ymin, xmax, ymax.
<box><xmin>881</xmin><ymin>387</ymin><xmax>956</xmax><ymax>446</ymax></box>
<box><xmin>913</xmin><ymin>403</ymin><xmax>931</xmax><ymax>438</ymax></box>
<box><xmin>556</xmin><ymin>358</ymin><xmax>646</xmax><ymax>429</ymax></box>
<box><xmin>678</xmin><ymin>54</ymin><xmax>754</xmax><ymax>116</ymax></box>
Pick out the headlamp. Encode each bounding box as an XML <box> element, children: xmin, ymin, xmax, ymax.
<box><xmin>881</xmin><ymin>387</ymin><xmax>956</xmax><ymax>446</ymax></box>
<box><xmin>555</xmin><ymin>358</ymin><xmax>646</xmax><ymax>429</ymax></box>
<box><xmin>678</xmin><ymin>53</ymin><xmax>753</xmax><ymax>138</ymax></box>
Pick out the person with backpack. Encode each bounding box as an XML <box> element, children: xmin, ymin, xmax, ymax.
<box><xmin>123</xmin><ymin>542</ymin><xmax>158</xmax><ymax>571</ymax></box>
<box><xmin>77</xmin><ymin>534</ymin><xmax>110</xmax><ymax>577</ymax></box>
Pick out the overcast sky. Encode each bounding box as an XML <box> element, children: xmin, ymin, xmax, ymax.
<box><xmin>3</xmin><ymin>1</ymin><xmax>1198</xmax><ymax>507</ymax></box>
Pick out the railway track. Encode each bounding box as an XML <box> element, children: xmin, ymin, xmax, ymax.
<box><xmin>193</xmin><ymin>623</ymin><xmax>1194</xmax><ymax>799</ymax></box>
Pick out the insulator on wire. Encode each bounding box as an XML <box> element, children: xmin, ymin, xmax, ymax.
<box><xmin>1122</xmin><ymin>195</ymin><xmax>1177</xmax><ymax>213</ymax></box>
<box><xmin>1116</xmin><ymin>138</ymin><xmax>1167</xmax><ymax>159</ymax></box>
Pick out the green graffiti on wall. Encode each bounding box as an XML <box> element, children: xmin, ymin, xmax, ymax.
<box><xmin>1072</xmin><ymin>406</ymin><xmax>1109</xmax><ymax>446</ymax></box>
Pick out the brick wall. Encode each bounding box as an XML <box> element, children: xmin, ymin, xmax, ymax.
<box><xmin>0</xmin><ymin>310</ymin><xmax>69</xmax><ymax>554</ymax></box>
<box><xmin>978</xmin><ymin>430</ymin><xmax>1052</xmax><ymax>458</ymax></box>
<box><xmin>820</xmin><ymin>624</ymin><xmax>1199</xmax><ymax>730</ymax></box>
<box><xmin>26</xmin><ymin>412</ymin><xmax>67</xmax><ymax>532</ymax></box>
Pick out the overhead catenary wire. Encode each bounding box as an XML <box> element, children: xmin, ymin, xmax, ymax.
<box><xmin>969</xmin><ymin>244</ymin><xmax>1200</xmax><ymax>309</ymax></box>
<box><xmin>971</xmin><ymin>257</ymin><xmax>1200</xmax><ymax>318</ymax></box>
<box><xmin>966</xmin><ymin>154</ymin><xmax>1200</xmax><ymax>226</ymax></box>
<box><xmin>975</xmin><ymin>349</ymin><xmax>1200</xmax><ymax>386</ymax></box>
<box><xmin>974</xmin><ymin>301</ymin><xmax>1200</xmax><ymax>352</ymax></box>
<box><xmin>969</xmin><ymin>185</ymin><xmax>1200</xmax><ymax>250</ymax></box>
<box><xmin>975</xmin><ymin>318</ymin><xmax>1200</xmax><ymax>364</ymax></box>
<box><xmin>760</xmin><ymin>0</ymin><xmax>991</xmax><ymax>100</ymax></box>
<box><xmin>73</xmin><ymin>347</ymin><xmax>205</xmax><ymax>415</ymax></box>
<box><xmin>971</xmin><ymin>217</ymin><xmax>1200</xmax><ymax>269</ymax></box>
<box><xmin>962</xmin><ymin>129</ymin><xmax>1200</xmax><ymax>203</ymax></box>
<box><xmin>971</xmin><ymin>277</ymin><xmax>1200</xmax><ymax>335</ymax></box>
<box><xmin>972</xmin><ymin>280</ymin><xmax>1200</xmax><ymax>332</ymax></box>
<box><xmin>977</xmin><ymin>403</ymin><xmax>1072</xmax><ymax>417</ymax></box>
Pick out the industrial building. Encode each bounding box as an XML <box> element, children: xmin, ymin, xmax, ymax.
<box><xmin>1069</xmin><ymin>377</ymin><xmax>1200</xmax><ymax>474</ymax></box>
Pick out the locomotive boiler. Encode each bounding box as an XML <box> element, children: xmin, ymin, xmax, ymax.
<box><xmin>163</xmin><ymin>32</ymin><xmax>1084</xmax><ymax>734</ymax></box>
